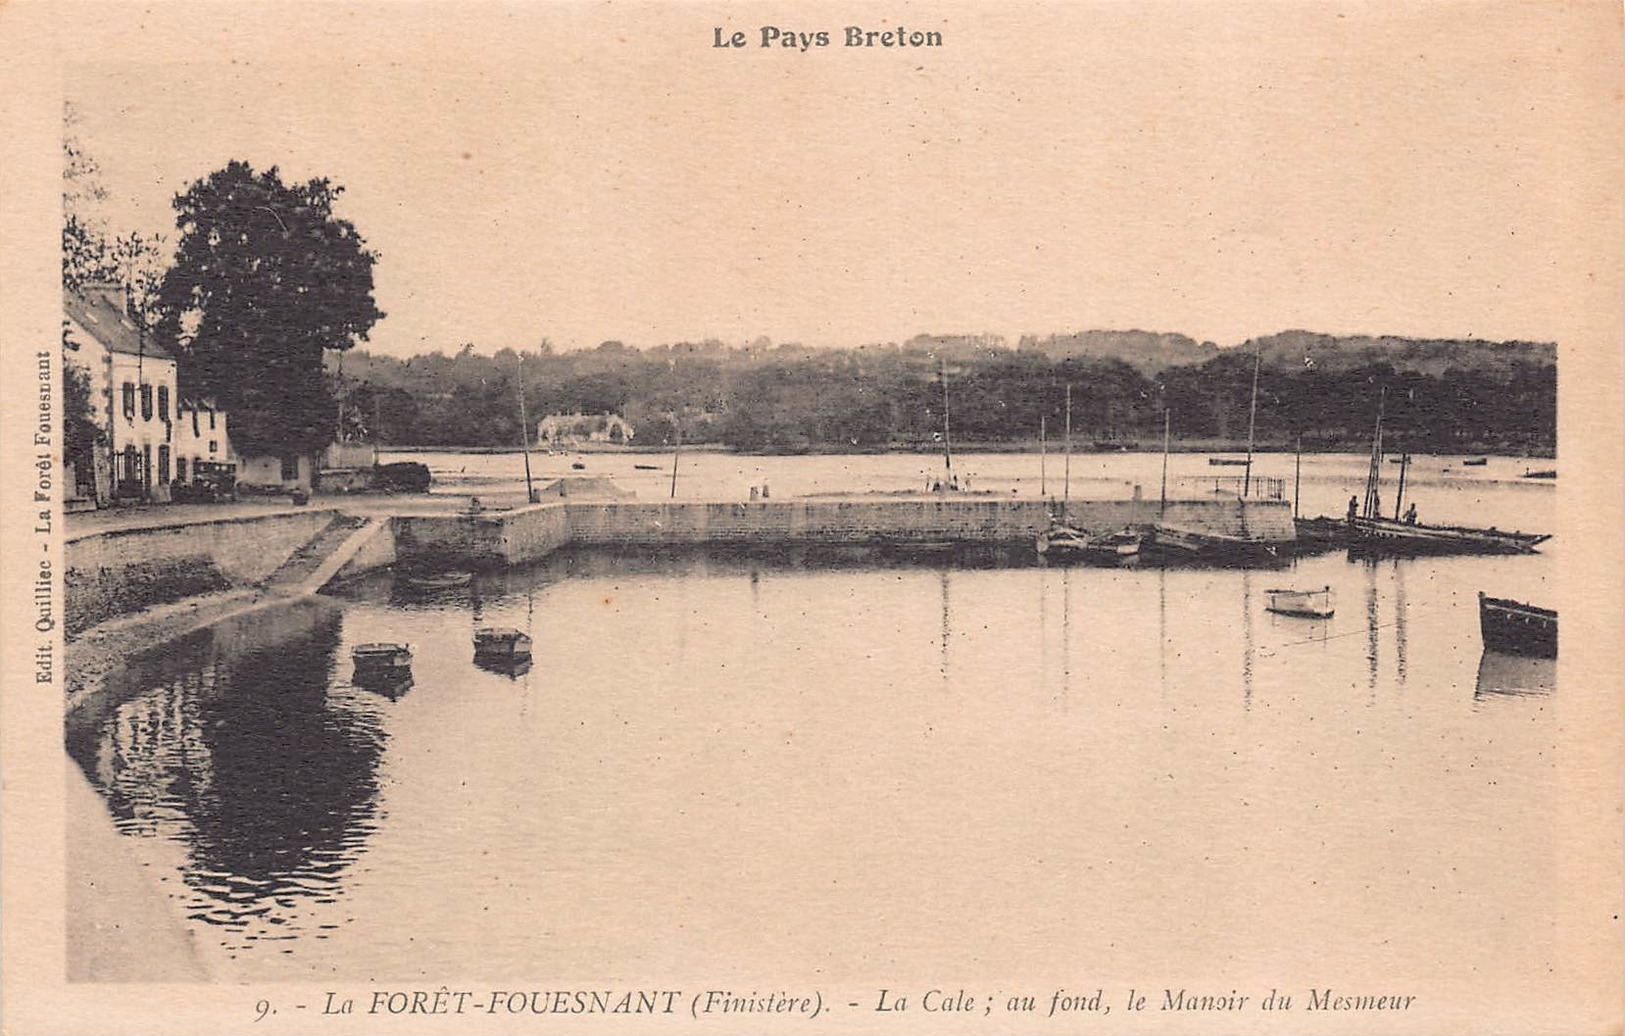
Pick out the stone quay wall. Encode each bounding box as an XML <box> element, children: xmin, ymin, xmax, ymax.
<box><xmin>393</xmin><ymin>495</ymin><xmax>1295</xmax><ymax>566</ymax></box>
<box><xmin>65</xmin><ymin>496</ymin><xmax>1295</xmax><ymax>631</ymax></box>
<box><xmin>66</xmin><ymin>510</ymin><xmax>338</xmax><ymax>633</ymax></box>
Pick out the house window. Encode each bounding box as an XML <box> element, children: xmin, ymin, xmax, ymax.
<box><xmin>158</xmin><ymin>445</ymin><xmax>171</xmax><ymax>485</ymax></box>
<box><xmin>122</xmin><ymin>382</ymin><xmax>136</xmax><ymax>418</ymax></box>
<box><xmin>191</xmin><ymin>408</ymin><xmax>200</xmax><ymax>437</ymax></box>
<box><xmin>177</xmin><ymin>457</ymin><xmax>188</xmax><ymax>483</ymax></box>
<box><xmin>281</xmin><ymin>454</ymin><xmax>300</xmax><ymax>481</ymax></box>
<box><xmin>157</xmin><ymin>385</ymin><xmax>169</xmax><ymax>421</ymax></box>
<box><xmin>142</xmin><ymin>444</ymin><xmax>153</xmax><ymax>488</ymax></box>
<box><xmin>208</xmin><ymin>440</ymin><xmax>218</xmax><ymax>454</ymax></box>
<box><xmin>140</xmin><ymin>384</ymin><xmax>153</xmax><ymax>420</ymax></box>
<box><xmin>208</xmin><ymin>410</ymin><xmax>216</xmax><ymax>430</ymax></box>
<box><xmin>119</xmin><ymin>445</ymin><xmax>140</xmax><ymax>490</ymax></box>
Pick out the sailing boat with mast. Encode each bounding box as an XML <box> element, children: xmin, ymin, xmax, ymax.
<box><xmin>1149</xmin><ymin>352</ymin><xmax>1285</xmax><ymax>563</ymax></box>
<box><xmin>1346</xmin><ymin>393</ymin><xmax>1549</xmax><ymax>555</ymax></box>
<box><xmin>1035</xmin><ymin>384</ymin><xmax>1142</xmax><ymax>564</ymax></box>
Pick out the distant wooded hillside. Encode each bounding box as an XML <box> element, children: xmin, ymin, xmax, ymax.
<box><xmin>327</xmin><ymin>332</ymin><xmax>1555</xmax><ymax>455</ymax></box>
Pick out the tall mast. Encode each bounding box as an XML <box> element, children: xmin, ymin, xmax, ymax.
<box><xmin>1160</xmin><ymin>407</ymin><xmax>1170</xmax><ymax>516</ymax></box>
<box><xmin>940</xmin><ymin>359</ymin><xmax>954</xmax><ymax>488</ymax></box>
<box><xmin>1293</xmin><ymin>432</ymin><xmax>1302</xmax><ymax>520</ymax></box>
<box><xmin>1393</xmin><ymin>451</ymin><xmax>1410</xmax><ymax>519</ymax></box>
<box><xmin>1039</xmin><ymin>414</ymin><xmax>1047</xmax><ymax>497</ymax></box>
<box><xmin>515</xmin><ymin>354</ymin><xmax>534</xmax><ymax>502</ymax></box>
<box><xmin>1063</xmin><ymin>383</ymin><xmax>1072</xmax><ymax>515</ymax></box>
<box><xmin>669</xmin><ymin>416</ymin><xmax>682</xmax><ymax>499</ymax></box>
<box><xmin>1243</xmin><ymin>350</ymin><xmax>1260</xmax><ymax>497</ymax></box>
<box><xmin>1362</xmin><ymin>388</ymin><xmax>1386</xmax><ymax>520</ymax></box>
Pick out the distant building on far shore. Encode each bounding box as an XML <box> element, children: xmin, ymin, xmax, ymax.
<box><xmin>536</xmin><ymin>412</ymin><xmax>634</xmax><ymax>447</ymax></box>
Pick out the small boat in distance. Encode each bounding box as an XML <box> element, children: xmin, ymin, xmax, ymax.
<box><xmin>474</xmin><ymin>627</ymin><xmax>533</xmax><ymax>662</ymax></box>
<box><xmin>353</xmin><ymin>643</ymin><xmax>413</xmax><ymax>691</ymax></box>
<box><xmin>1265</xmin><ymin>586</ymin><xmax>1335</xmax><ymax>619</ymax></box>
<box><xmin>1462</xmin><ymin>457</ymin><xmax>1489</xmax><ymax>466</ymax></box>
<box><xmin>572</xmin><ymin>461</ymin><xmax>587</xmax><ymax>470</ymax></box>
<box><xmin>401</xmin><ymin>569</ymin><xmax>473</xmax><ymax>592</ymax></box>
<box><xmin>634</xmin><ymin>463</ymin><xmax>661</xmax><ymax>470</ymax></box>
<box><xmin>1478</xmin><ymin>593</ymin><xmax>1557</xmax><ymax>659</ymax></box>
<box><xmin>1521</xmin><ymin>469</ymin><xmax>1556</xmax><ymax>480</ymax></box>
<box><xmin>1208</xmin><ymin>457</ymin><xmax>1250</xmax><ymax>466</ymax></box>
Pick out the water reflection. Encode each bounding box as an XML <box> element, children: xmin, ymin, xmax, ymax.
<box><xmin>1240</xmin><ymin>568</ymin><xmax>1255</xmax><ymax>710</ymax></box>
<box><xmin>1392</xmin><ymin>560</ymin><xmax>1409</xmax><ymax>687</ymax></box>
<box><xmin>1364</xmin><ymin>562</ymin><xmax>1380</xmax><ymax>698</ymax></box>
<box><xmin>71</xmin><ymin>532</ymin><xmax>1555</xmax><ymax>981</ymax></box>
<box><xmin>66</xmin><ymin>600</ymin><xmax>387</xmax><ymax>953</ymax></box>
<box><xmin>1475</xmin><ymin>649</ymin><xmax>1556</xmax><ymax>701</ymax></box>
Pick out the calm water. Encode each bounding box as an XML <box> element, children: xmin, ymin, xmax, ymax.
<box><xmin>68</xmin><ymin>454</ymin><xmax>1559</xmax><ymax>986</ymax></box>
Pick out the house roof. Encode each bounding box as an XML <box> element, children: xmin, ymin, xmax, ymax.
<box><xmin>63</xmin><ymin>286</ymin><xmax>173</xmax><ymax>361</ymax></box>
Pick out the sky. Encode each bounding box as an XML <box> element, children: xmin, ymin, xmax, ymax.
<box><xmin>60</xmin><ymin>1</ymin><xmax>1619</xmax><ymax>359</ymax></box>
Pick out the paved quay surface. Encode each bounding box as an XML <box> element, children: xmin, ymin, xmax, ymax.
<box><xmin>67</xmin><ymin>766</ymin><xmax>211</xmax><ymax>982</ymax></box>
<box><xmin>64</xmin><ymin>493</ymin><xmax>483</xmax><ymax>538</ymax></box>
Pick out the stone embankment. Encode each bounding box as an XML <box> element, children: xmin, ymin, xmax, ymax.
<box><xmin>68</xmin><ymin>493</ymin><xmax>1296</xmax><ymax>640</ymax></box>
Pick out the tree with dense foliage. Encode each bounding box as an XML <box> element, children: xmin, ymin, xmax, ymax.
<box><xmin>155</xmin><ymin>161</ymin><xmax>382</xmax><ymax>455</ymax></box>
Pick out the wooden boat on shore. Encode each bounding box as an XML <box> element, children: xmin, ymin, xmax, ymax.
<box><xmin>1147</xmin><ymin>523</ymin><xmax>1284</xmax><ymax>563</ymax></box>
<box><xmin>1478</xmin><ymin>592</ymin><xmax>1557</xmax><ymax>658</ymax></box>
<box><xmin>1265</xmin><ymin>585</ymin><xmax>1335</xmax><ymax>618</ymax></box>
<box><xmin>1462</xmin><ymin>457</ymin><xmax>1488</xmax><ymax>466</ymax></box>
<box><xmin>474</xmin><ymin>627</ymin><xmax>533</xmax><ymax>661</ymax></box>
<box><xmin>1036</xmin><ymin>523</ymin><xmax>1142</xmax><ymax>564</ymax></box>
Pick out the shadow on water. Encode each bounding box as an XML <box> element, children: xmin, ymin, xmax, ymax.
<box><xmin>1475</xmin><ymin>649</ymin><xmax>1555</xmax><ymax>702</ymax></box>
<box><xmin>334</xmin><ymin>541</ymin><xmax>1300</xmax><ymax>604</ymax></box>
<box><xmin>65</xmin><ymin>598</ymin><xmax>388</xmax><ymax>951</ymax></box>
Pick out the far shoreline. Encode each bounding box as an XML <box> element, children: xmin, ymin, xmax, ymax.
<box><xmin>376</xmin><ymin>439</ymin><xmax>1557</xmax><ymax>460</ymax></box>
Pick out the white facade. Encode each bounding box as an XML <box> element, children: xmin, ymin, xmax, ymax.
<box><xmin>108</xmin><ymin>346</ymin><xmax>180</xmax><ymax>502</ymax></box>
<box><xmin>63</xmin><ymin>289</ymin><xmax>181</xmax><ymax>503</ymax></box>
<box><xmin>536</xmin><ymin>412</ymin><xmax>635</xmax><ymax>445</ymax></box>
<box><xmin>173</xmin><ymin>401</ymin><xmax>231</xmax><ymax>483</ymax></box>
<box><xmin>238</xmin><ymin>452</ymin><xmax>315</xmax><ymax>491</ymax></box>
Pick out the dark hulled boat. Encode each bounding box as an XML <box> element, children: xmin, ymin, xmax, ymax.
<box><xmin>353</xmin><ymin>643</ymin><xmax>413</xmax><ymax>693</ymax></box>
<box><xmin>474</xmin><ymin>627</ymin><xmax>533</xmax><ymax>662</ymax></box>
<box><xmin>1348</xmin><ymin>516</ymin><xmax>1549</xmax><ymax>555</ymax></box>
<box><xmin>1478</xmin><ymin>593</ymin><xmax>1557</xmax><ymax>659</ymax></box>
<box><xmin>1345</xmin><ymin>395</ymin><xmax>1549</xmax><ymax>556</ymax></box>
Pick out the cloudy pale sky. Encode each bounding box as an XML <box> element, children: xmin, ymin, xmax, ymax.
<box><xmin>59</xmin><ymin>1</ymin><xmax>1619</xmax><ymax>358</ymax></box>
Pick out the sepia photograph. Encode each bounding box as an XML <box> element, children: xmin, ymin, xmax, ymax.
<box><xmin>3</xmin><ymin>2</ymin><xmax>1620</xmax><ymax>1033</ymax></box>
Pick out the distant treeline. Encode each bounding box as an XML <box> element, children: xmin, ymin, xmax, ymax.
<box><xmin>329</xmin><ymin>333</ymin><xmax>1555</xmax><ymax>455</ymax></box>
